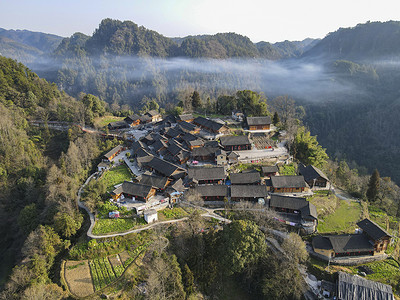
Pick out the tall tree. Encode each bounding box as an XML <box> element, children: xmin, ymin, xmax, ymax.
<box><xmin>273</xmin><ymin>111</ymin><xmax>280</xmax><ymax>126</ymax></box>
<box><xmin>366</xmin><ymin>169</ymin><xmax>380</xmax><ymax>202</ymax></box>
<box><xmin>191</xmin><ymin>91</ymin><xmax>202</xmax><ymax>110</ymax></box>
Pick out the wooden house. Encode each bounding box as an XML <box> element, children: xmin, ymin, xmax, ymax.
<box><xmin>357</xmin><ymin>218</ymin><xmax>391</xmax><ymax>254</ymax></box>
<box><xmin>145</xmin><ymin>110</ymin><xmax>162</xmax><ymax>122</ymax></box>
<box><xmin>188</xmin><ymin>167</ymin><xmax>226</xmax><ymax>185</ymax></box>
<box><xmin>177</xmin><ymin>121</ymin><xmax>200</xmax><ymax>134</ymax></box>
<box><xmin>312</xmin><ymin>218</ymin><xmax>392</xmax><ymax>259</ymax></box>
<box><xmin>137</xmin><ymin>174</ymin><xmax>170</xmax><ymax>192</ymax></box>
<box><xmin>270</xmin><ymin>176</ymin><xmax>307</xmax><ymax>193</ymax></box>
<box><xmin>261</xmin><ymin>165</ymin><xmax>279</xmax><ymax>177</ymax></box>
<box><xmin>219</xmin><ymin>135</ymin><xmax>251</xmax><ymax>151</ymax></box>
<box><xmin>269</xmin><ymin>194</ymin><xmax>318</xmax><ymax>234</ymax></box>
<box><xmin>103</xmin><ymin>144</ymin><xmax>126</xmax><ymax>161</ymax></box>
<box><xmin>193</xmin><ymin>116</ymin><xmax>229</xmax><ymax>134</ymax></box>
<box><xmin>230</xmin><ymin>171</ymin><xmax>261</xmax><ymax>185</ymax></box>
<box><xmin>193</xmin><ymin>185</ymin><xmax>228</xmax><ymax>201</ymax></box>
<box><xmin>246</xmin><ymin>116</ymin><xmax>272</xmax><ymax>130</ymax></box>
<box><xmin>108</xmin><ymin>121</ymin><xmax>129</xmax><ymax>130</ymax></box>
<box><xmin>230</xmin><ymin>185</ymin><xmax>268</xmax><ymax>202</ymax></box>
<box><xmin>191</xmin><ymin>147</ymin><xmax>219</xmax><ymax>162</ymax></box>
<box><xmin>145</xmin><ymin>157</ymin><xmax>187</xmax><ymax>179</ymax></box>
<box><xmin>111</xmin><ymin>181</ymin><xmax>156</xmax><ymax>202</ymax></box>
<box><xmin>298</xmin><ymin>164</ymin><xmax>330</xmax><ymax>189</ymax></box>
<box><xmin>124</xmin><ymin>114</ymin><xmax>141</xmax><ymax>127</ymax></box>
<box><xmin>177</xmin><ymin>114</ymin><xmax>194</xmax><ymax>123</ymax></box>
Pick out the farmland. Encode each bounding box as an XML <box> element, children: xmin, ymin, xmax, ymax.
<box><xmin>64</xmin><ymin>239</ymin><xmax>151</xmax><ymax>295</ymax></box>
<box><xmin>99</xmin><ymin>164</ymin><xmax>133</xmax><ymax>192</ymax></box>
<box><xmin>64</xmin><ymin>260</ymin><xmax>94</xmax><ymax>297</ymax></box>
<box><xmin>94</xmin><ymin>115</ymin><xmax>125</xmax><ymax>128</ymax></box>
<box><xmin>92</xmin><ymin>217</ymin><xmax>147</xmax><ymax>235</ymax></box>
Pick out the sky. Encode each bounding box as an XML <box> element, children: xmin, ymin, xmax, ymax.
<box><xmin>0</xmin><ymin>0</ymin><xmax>399</xmax><ymax>43</ymax></box>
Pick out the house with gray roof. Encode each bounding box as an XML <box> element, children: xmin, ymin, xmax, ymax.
<box><xmin>219</xmin><ymin>135</ymin><xmax>251</xmax><ymax>151</ymax></box>
<box><xmin>298</xmin><ymin>164</ymin><xmax>330</xmax><ymax>189</ymax></box>
<box><xmin>270</xmin><ymin>175</ymin><xmax>307</xmax><ymax>193</ymax></box>
<box><xmin>193</xmin><ymin>185</ymin><xmax>228</xmax><ymax>201</ymax></box>
<box><xmin>246</xmin><ymin>116</ymin><xmax>272</xmax><ymax>130</ymax></box>
<box><xmin>230</xmin><ymin>171</ymin><xmax>261</xmax><ymax>185</ymax></box>
<box><xmin>188</xmin><ymin>167</ymin><xmax>226</xmax><ymax>185</ymax></box>
<box><xmin>230</xmin><ymin>185</ymin><xmax>268</xmax><ymax>202</ymax></box>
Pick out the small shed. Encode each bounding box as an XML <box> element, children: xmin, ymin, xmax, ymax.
<box><xmin>144</xmin><ymin>209</ymin><xmax>158</xmax><ymax>223</ymax></box>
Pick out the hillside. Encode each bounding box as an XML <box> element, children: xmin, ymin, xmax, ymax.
<box><xmin>0</xmin><ymin>28</ymin><xmax>63</xmax><ymax>63</ymax></box>
<box><xmin>302</xmin><ymin>21</ymin><xmax>400</xmax><ymax>61</ymax></box>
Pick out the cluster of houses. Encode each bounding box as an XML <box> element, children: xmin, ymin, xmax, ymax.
<box><xmin>101</xmin><ymin>112</ymin><xmax>334</xmax><ymax>234</ymax></box>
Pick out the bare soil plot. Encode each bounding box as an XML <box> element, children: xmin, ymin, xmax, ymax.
<box><xmin>64</xmin><ymin>260</ymin><xmax>94</xmax><ymax>297</ymax></box>
<box><xmin>118</xmin><ymin>251</ymin><xmax>131</xmax><ymax>265</ymax></box>
<box><xmin>109</xmin><ymin>254</ymin><xmax>125</xmax><ymax>277</ymax></box>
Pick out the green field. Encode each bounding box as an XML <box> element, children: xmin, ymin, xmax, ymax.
<box><xmin>92</xmin><ymin>218</ymin><xmax>140</xmax><ymax>235</ymax></box>
<box><xmin>89</xmin><ymin>257</ymin><xmax>116</xmax><ymax>291</ymax></box>
<box><xmin>94</xmin><ymin>116</ymin><xmax>125</xmax><ymax>128</ymax></box>
<box><xmin>308</xmin><ymin>191</ymin><xmax>338</xmax><ymax>217</ymax></box>
<box><xmin>158</xmin><ymin>207</ymin><xmax>189</xmax><ymax>221</ymax></box>
<box><xmin>317</xmin><ymin>200</ymin><xmax>362</xmax><ymax>234</ymax></box>
<box><xmin>99</xmin><ymin>164</ymin><xmax>133</xmax><ymax>191</ymax></box>
<box><xmin>279</xmin><ymin>163</ymin><xmax>297</xmax><ymax>176</ymax></box>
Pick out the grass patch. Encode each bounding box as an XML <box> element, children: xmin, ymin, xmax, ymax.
<box><xmin>92</xmin><ymin>218</ymin><xmax>146</xmax><ymax>235</ymax></box>
<box><xmin>317</xmin><ymin>200</ymin><xmax>362</xmax><ymax>234</ymax></box>
<box><xmin>308</xmin><ymin>191</ymin><xmax>338</xmax><ymax>217</ymax></box>
<box><xmin>158</xmin><ymin>207</ymin><xmax>188</xmax><ymax>221</ymax></box>
<box><xmin>94</xmin><ymin>116</ymin><xmax>125</xmax><ymax>128</ymax></box>
<box><xmin>279</xmin><ymin>163</ymin><xmax>297</xmax><ymax>175</ymax></box>
<box><xmin>99</xmin><ymin>164</ymin><xmax>133</xmax><ymax>192</ymax></box>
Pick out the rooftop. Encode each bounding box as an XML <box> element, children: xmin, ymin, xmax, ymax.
<box><xmin>270</xmin><ymin>175</ymin><xmax>307</xmax><ymax>188</ymax></box>
<box><xmin>231</xmin><ymin>185</ymin><xmax>267</xmax><ymax>198</ymax></box>
<box><xmin>230</xmin><ymin>172</ymin><xmax>261</xmax><ymax>184</ymax></box>
<box><xmin>357</xmin><ymin>218</ymin><xmax>391</xmax><ymax>240</ymax></box>
<box><xmin>246</xmin><ymin>116</ymin><xmax>272</xmax><ymax>126</ymax></box>
<box><xmin>219</xmin><ymin>135</ymin><xmax>251</xmax><ymax>147</ymax></box>
<box><xmin>188</xmin><ymin>167</ymin><xmax>226</xmax><ymax>181</ymax></box>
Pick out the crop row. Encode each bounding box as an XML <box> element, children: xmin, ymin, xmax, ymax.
<box><xmin>89</xmin><ymin>257</ymin><xmax>117</xmax><ymax>291</ymax></box>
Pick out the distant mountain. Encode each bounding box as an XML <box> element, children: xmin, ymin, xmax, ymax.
<box><xmin>0</xmin><ymin>28</ymin><xmax>63</xmax><ymax>63</ymax></box>
<box><xmin>302</xmin><ymin>21</ymin><xmax>400</xmax><ymax>61</ymax></box>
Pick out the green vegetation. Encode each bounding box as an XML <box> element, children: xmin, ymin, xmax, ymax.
<box><xmin>92</xmin><ymin>218</ymin><xmax>146</xmax><ymax>235</ymax></box>
<box><xmin>279</xmin><ymin>163</ymin><xmax>297</xmax><ymax>176</ymax></box>
<box><xmin>317</xmin><ymin>200</ymin><xmax>362</xmax><ymax>233</ymax></box>
<box><xmin>307</xmin><ymin>191</ymin><xmax>338</xmax><ymax>217</ymax></box>
<box><xmin>98</xmin><ymin>164</ymin><xmax>133</xmax><ymax>191</ymax></box>
<box><xmin>89</xmin><ymin>257</ymin><xmax>116</xmax><ymax>290</ymax></box>
<box><xmin>159</xmin><ymin>207</ymin><xmax>188</xmax><ymax>220</ymax></box>
<box><xmin>94</xmin><ymin>115</ymin><xmax>125</xmax><ymax>128</ymax></box>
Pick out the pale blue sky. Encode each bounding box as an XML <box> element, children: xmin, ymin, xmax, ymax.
<box><xmin>0</xmin><ymin>0</ymin><xmax>399</xmax><ymax>42</ymax></box>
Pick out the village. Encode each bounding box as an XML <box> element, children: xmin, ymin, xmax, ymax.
<box><xmin>71</xmin><ymin>110</ymin><xmax>397</xmax><ymax>300</ymax></box>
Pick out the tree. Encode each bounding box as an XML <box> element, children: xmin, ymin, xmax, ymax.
<box><xmin>18</xmin><ymin>204</ymin><xmax>39</xmax><ymax>234</ymax></box>
<box><xmin>292</xmin><ymin>126</ymin><xmax>328</xmax><ymax>168</ymax></box>
<box><xmin>273</xmin><ymin>111</ymin><xmax>280</xmax><ymax>126</ymax></box>
<box><xmin>182</xmin><ymin>263</ymin><xmax>194</xmax><ymax>297</ymax></box>
<box><xmin>191</xmin><ymin>91</ymin><xmax>202</xmax><ymax>110</ymax></box>
<box><xmin>281</xmin><ymin>233</ymin><xmax>308</xmax><ymax>264</ymax></box>
<box><xmin>218</xmin><ymin>220</ymin><xmax>266</xmax><ymax>275</ymax></box>
<box><xmin>366</xmin><ymin>169</ymin><xmax>380</xmax><ymax>202</ymax></box>
<box><xmin>54</xmin><ymin>212</ymin><xmax>82</xmax><ymax>238</ymax></box>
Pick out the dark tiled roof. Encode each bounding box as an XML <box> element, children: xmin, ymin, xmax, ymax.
<box><xmin>108</xmin><ymin>121</ymin><xmax>128</xmax><ymax>128</ymax></box>
<box><xmin>230</xmin><ymin>172</ymin><xmax>261</xmax><ymax>185</ymax></box>
<box><xmin>191</xmin><ymin>147</ymin><xmax>219</xmax><ymax>157</ymax></box>
<box><xmin>328</xmin><ymin>234</ymin><xmax>374</xmax><ymax>253</ymax></box>
<box><xmin>139</xmin><ymin>115</ymin><xmax>152</xmax><ymax>123</ymax></box>
<box><xmin>136</xmin><ymin>148</ymin><xmax>152</xmax><ymax>158</ymax></box>
<box><xmin>194</xmin><ymin>116</ymin><xmax>227</xmax><ymax>132</ymax></box>
<box><xmin>270</xmin><ymin>195</ymin><xmax>317</xmax><ymax>219</ymax></box>
<box><xmin>124</xmin><ymin>114</ymin><xmax>140</xmax><ymax>124</ymax></box>
<box><xmin>271</xmin><ymin>176</ymin><xmax>307</xmax><ymax>188</ymax></box>
<box><xmin>231</xmin><ymin>185</ymin><xmax>267</xmax><ymax>198</ymax></box>
<box><xmin>337</xmin><ymin>271</ymin><xmax>394</xmax><ymax>300</ymax></box>
<box><xmin>227</xmin><ymin>151</ymin><xmax>239</xmax><ymax>158</ymax></box>
<box><xmin>187</xmin><ymin>139</ymin><xmax>204</xmax><ymax>148</ymax></box>
<box><xmin>312</xmin><ymin>236</ymin><xmax>332</xmax><ymax>250</ymax></box>
<box><xmin>165</xmin><ymin>127</ymin><xmax>182</xmax><ymax>138</ymax></box>
<box><xmin>147</xmin><ymin>157</ymin><xmax>185</xmax><ymax>177</ymax></box>
<box><xmin>204</xmin><ymin>140</ymin><xmax>220</xmax><ymax>148</ymax></box>
<box><xmin>177</xmin><ymin>121</ymin><xmax>197</xmax><ymax>132</ymax></box>
<box><xmin>104</xmin><ymin>145</ymin><xmax>124</xmax><ymax>159</ymax></box>
<box><xmin>152</xmin><ymin>139</ymin><xmax>168</xmax><ymax>152</ymax></box>
<box><xmin>113</xmin><ymin>181</ymin><xmax>154</xmax><ymax>199</ymax></box>
<box><xmin>246</xmin><ymin>116</ymin><xmax>272</xmax><ymax>126</ymax></box>
<box><xmin>298</xmin><ymin>164</ymin><xmax>329</xmax><ymax>182</ymax></box>
<box><xmin>219</xmin><ymin>135</ymin><xmax>251</xmax><ymax>147</ymax></box>
<box><xmin>188</xmin><ymin>167</ymin><xmax>226</xmax><ymax>181</ymax></box>
<box><xmin>177</xmin><ymin>114</ymin><xmax>193</xmax><ymax>121</ymax></box>
<box><xmin>169</xmin><ymin>178</ymin><xmax>185</xmax><ymax>192</ymax></box>
<box><xmin>180</xmin><ymin>133</ymin><xmax>198</xmax><ymax>142</ymax></box>
<box><xmin>269</xmin><ymin>195</ymin><xmax>308</xmax><ymax>210</ymax></box>
<box><xmin>136</xmin><ymin>155</ymin><xmax>154</xmax><ymax>168</ymax></box>
<box><xmin>138</xmin><ymin>174</ymin><xmax>168</xmax><ymax>189</ymax></box>
<box><xmin>193</xmin><ymin>185</ymin><xmax>228</xmax><ymax>197</ymax></box>
<box><xmin>357</xmin><ymin>218</ymin><xmax>391</xmax><ymax>240</ymax></box>
<box><xmin>146</xmin><ymin>110</ymin><xmax>160</xmax><ymax>117</ymax></box>
<box><xmin>262</xmin><ymin>165</ymin><xmax>279</xmax><ymax>174</ymax></box>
